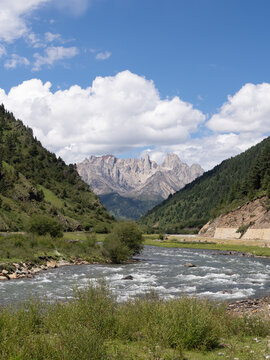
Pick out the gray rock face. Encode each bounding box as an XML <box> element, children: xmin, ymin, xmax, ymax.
<box><xmin>77</xmin><ymin>153</ymin><xmax>203</xmax><ymax>200</ymax></box>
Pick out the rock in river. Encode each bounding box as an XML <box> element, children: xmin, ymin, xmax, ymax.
<box><xmin>184</xmin><ymin>262</ymin><xmax>196</xmax><ymax>268</ymax></box>
<box><xmin>122</xmin><ymin>275</ymin><xmax>134</xmax><ymax>280</ymax></box>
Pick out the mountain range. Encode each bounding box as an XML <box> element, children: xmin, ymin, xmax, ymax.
<box><xmin>77</xmin><ymin>154</ymin><xmax>203</xmax><ymax>220</ymax></box>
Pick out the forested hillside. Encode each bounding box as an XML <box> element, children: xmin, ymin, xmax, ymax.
<box><xmin>139</xmin><ymin>136</ymin><xmax>270</xmax><ymax>233</ymax></box>
<box><xmin>0</xmin><ymin>105</ymin><xmax>114</xmax><ymax>232</ymax></box>
<box><xmin>99</xmin><ymin>192</ymin><xmax>160</xmax><ymax>220</ymax></box>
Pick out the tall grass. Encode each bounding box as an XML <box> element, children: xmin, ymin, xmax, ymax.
<box><xmin>0</xmin><ymin>232</ymin><xmax>104</xmax><ymax>264</ymax></box>
<box><xmin>0</xmin><ymin>283</ymin><xmax>269</xmax><ymax>359</ymax></box>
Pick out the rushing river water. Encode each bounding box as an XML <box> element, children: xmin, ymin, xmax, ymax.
<box><xmin>1</xmin><ymin>245</ymin><xmax>270</xmax><ymax>305</ymax></box>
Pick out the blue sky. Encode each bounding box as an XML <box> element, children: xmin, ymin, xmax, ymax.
<box><xmin>0</xmin><ymin>0</ymin><xmax>270</xmax><ymax>169</ymax></box>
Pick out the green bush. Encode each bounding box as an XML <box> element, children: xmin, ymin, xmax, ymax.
<box><xmin>27</xmin><ymin>215</ymin><xmax>63</xmax><ymax>238</ymax></box>
<box><xmin>110</xmin><ymin>221</ymin><xmax>143</xmax><ymax>255</ymax></box>
<box><xmin>102</xmin><ymin>236</ymin><xmax>131</xmax><ymax>263</ymax></box>
<box><xmin>102</xmin><ymin>221</ymin><xmax>143</xmax><ymax>263</ymax></box>
<box><xmin>94</xmin><ymin>222</ymin><xmax>109</xmax><ymax>233</ymax></box>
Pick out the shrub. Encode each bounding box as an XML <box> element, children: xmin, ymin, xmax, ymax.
<box><xmin>86</xmin><ymin>233</ymin><xmax>97</xmax><ymax>247</ymax></box>
<box><xmin>102</xmin><ymin>236</ymin><xmax>131</xmax><ymax>263</ymax></box>
<box><xmin>94</xmin><ymin>222</ymin><xmax>109</xmax><ymax>233</ymax></box>
<box><xmin>102</xmin><ymin>221</ymin><xmax>143</xmax><ymax>263</ymax></box>
<box><xmin>27</xmin><ymin>215</ymin><xmax>63</xmax><ymax>238</ymax></box>
<box><xmin>110</xmin><ymin>221</ymin><xmax>143</xmax><ymax>255</ymax></box>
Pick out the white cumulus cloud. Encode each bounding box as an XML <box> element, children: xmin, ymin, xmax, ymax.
<box><xmin>0</xmin><ymin>0</ymin><xmax>50</xmax><ymax>42</ymax></box>
<box><xmin>0</xmin><ymin>70</ymin><xmax>205</xmax><ymax>164</ymax></box>
<box><xmin>33</xmin><ymin>46</ymin><xmax>79</xmax><ymax>71</ymax></box>
<box><xmin>1</xmin><ymin>72</ymin><xmax>269</xmax><ymax>170</ymax></box>
<box><xmin>207</xmin><ymin>83</ymin><xmax>270</xmax><ymax>135</ymax></box>
<box><xmin>144</xmin><ymin>133</ymin><xmax>264</xmax><ymax>170</ymax></box>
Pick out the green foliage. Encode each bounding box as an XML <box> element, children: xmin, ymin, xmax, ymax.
<box><xmin>0</xmin><ymin>105</ymin><xmax>114</xmax><ymax>231</ymax></box>
<box><xmin>94</xmin><ymin>222</ymin><xmax>109</xmax><ymax>233</ymax></box>
<box><xmin>236</xmin><ymin>223</ymin><xmax>251</xmax><ymax>236</ymax></box>
<box><xmin>0</xmin><ymin>283</ymin><xmax>269</xmax><ymax>359</ymax></box>
<box><xmin>27</xmin><ymin>215</ymin><xmax>63</xmax><ymax>238</ymax></box>
<box><xmin>103</xmin><ymin>222</ymin><xmax>143</xmax><ymax>263</ymax></box>
<box><xmin>110</xmin><ymin>221</ymin><xmax>143</xmax><ymax>255</ymax></box>
<box><xmin>0</xmin><ymin>232</ymin><xmax>107</xmax><ymax>264</ymax></box>
<box><xmin>140</xmin><ymin>136</ymin><xmax>270</xmax><ymax>232</ymax></box>
<box><xmin>102</xmin><ymin>237</ymin><xmax>131</xmax><ymax>263</ymax></box>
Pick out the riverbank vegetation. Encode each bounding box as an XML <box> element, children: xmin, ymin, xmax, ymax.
<box><xmin>103</xmin><ymin>221</ymin><xmax>143</xmax><ymax>263</ymax></box>
<box><xmin>0</xmin><ymin>221</ymin><xmax>144</xmax><ymax>271</ymax></box>
<box><xmin>0</xmin><ymin>232</ymin><xmax>105</xmax><ymax>268</ymax></box>
<box><xmin>143</xmin><ymin>237</ymin><xmax>270</xmax><ymax>257</ymax></box>
<box><xmin>0</xmin><ymin>282</ymin><xmax>269</xmax><ymax>359</ymax></box>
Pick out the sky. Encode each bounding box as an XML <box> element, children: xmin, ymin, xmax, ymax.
<box><xmin>0</xmin><ymin>0</ymin><xmax>270</xmax><ymax>170</ymax></box>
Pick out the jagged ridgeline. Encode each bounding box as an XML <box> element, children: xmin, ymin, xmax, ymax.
<box><xmin>139</xmin><ymin>136</ymin><xmax>270</xmax><ymax>233</ymax></box>
<box><xmin>0</xmin><ymin>105</ymin><xmax>114</xmax><ymax>232</ymax></box>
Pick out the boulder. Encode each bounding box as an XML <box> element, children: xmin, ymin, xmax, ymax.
<box><xmin>46</xmin><ymin>261</ymin><xmax>57</xmax><ymax>269</ymax></box>
<box><xmin>184</xmin><ymin>262</ymin><xmax>196</xmax><ymax>268</ymax></box>
<box><xmin>8</xmin><ymin>273</ymin><xmax>17</xmax><ymax>279</ymax></box>
<box><xmin>2</xmin><ymin>269</ymin><xmax>8</xmax><ymax>275</ymax></box>
<box><xmin>0</xmin><ymin>276</ymin><xmax>8</xmax><ymax>281</ymax></box>
<box><xmin>122</xmin><ymin>275</ymin><xmax>134</xmax><ymax>280</ymax></box>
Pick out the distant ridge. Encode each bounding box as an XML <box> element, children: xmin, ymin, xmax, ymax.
<box><xmin>77</xmin><ymin>154</ymin><xmax>203</xmax><ymax>220</ymax></box>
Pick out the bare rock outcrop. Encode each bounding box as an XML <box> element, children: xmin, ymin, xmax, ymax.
<box><xmin>199</xmin><ymin>196</ymin><xmax>270</xmax><ymax>241</ymax></box>
<box><xmin>77</xmin><ymin>153</ymin><xmax>203</xmax><ymax>200</ymax></box>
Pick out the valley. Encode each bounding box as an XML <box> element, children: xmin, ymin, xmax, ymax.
<box><xmin>1</xmin><ymin>1</ymin><xmax>270</xmax><ymax>358</ymax></box>
<box><xmin>77</xmin><ymin>153</ymin><xmax>203</xmax><ymax>220</ymax></box>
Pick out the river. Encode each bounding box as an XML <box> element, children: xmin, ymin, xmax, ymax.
<box><xmin>1</xmin><ymin>246</ymin><xmax>270</xmax><ymax>305</ymax></box>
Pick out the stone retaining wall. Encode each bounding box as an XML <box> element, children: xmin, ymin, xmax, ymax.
<box><xmin>214</xmin><ymin>228</ymin><xmax>241</xmax><ymax>239</ymax></box>
<box><xmin>214</xmin><ymin>227</ymin><xmax>270</xmax><ymax>240</ymax></box>
<box><xmin>242</xmin><ymin>229</ymin><xmax>270</xmax><ymax>241</ymax></box>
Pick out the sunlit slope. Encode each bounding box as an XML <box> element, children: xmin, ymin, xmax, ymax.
<box><xmin>0</xmin><ymin>105</ymin><xmax>114</xmax><ymax>231</ymax></box>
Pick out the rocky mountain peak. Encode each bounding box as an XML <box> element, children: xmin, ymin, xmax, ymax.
<box><xmin>77</xmin><ymin>153</ymin><xmax>204</xmax><ymax>200</ymax></box>
<box><xmin>162</xmin><ymin>153</ymin><xmax>184</xmax><ymax>169</ymax></box>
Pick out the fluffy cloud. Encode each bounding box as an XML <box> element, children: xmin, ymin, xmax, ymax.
<box><xmin>4</xmin><ymin>54</ymin><xmax>30</xmax><ymax>69</ymax></box>
<box><xmin>0</xmin><ymin>0</ymin><xmax>50</xmax><ymax>42</ymax></box>
<box><xmin>0</xmin><ymin>70</ymin><xmax>205</xmax><ymax>163</ymax></box>
<box><xmin>1</xmin><ymin>71</ymin><xmax>269</xmax><ymax>170</ymax></box>
<box><xmin>207</xmin><ymin>83</ymin><xmax>270</xmax><ymax>134</ymax></box>
<box><xmin>96</xmin><ymin>51</ymin><xmax>111</xmax><ymax>60</ymax></box>
<box><xmin>144</xmin><ymin>133</ymin><xmax>264</xmax><ymax>170</ymax></box>
<box><xmin>33</xmin><ymin>46</ymin><xmax>79</xmax><ymax>71</ymax></box>
<box><xmin>143</xmin><ymin>83</ymin><xmax>270</xmax><ymax>169</ymax></box>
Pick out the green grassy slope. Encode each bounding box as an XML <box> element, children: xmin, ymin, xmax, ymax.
<box><xmin>0</xmin><ymin>105</ymin><xmax>114</xmax><ymax>231</ymax></box>
<box><xmin>139</xmin><ymin>136</ymin><xmax>270</xmax><ymax>233</ymax></box>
